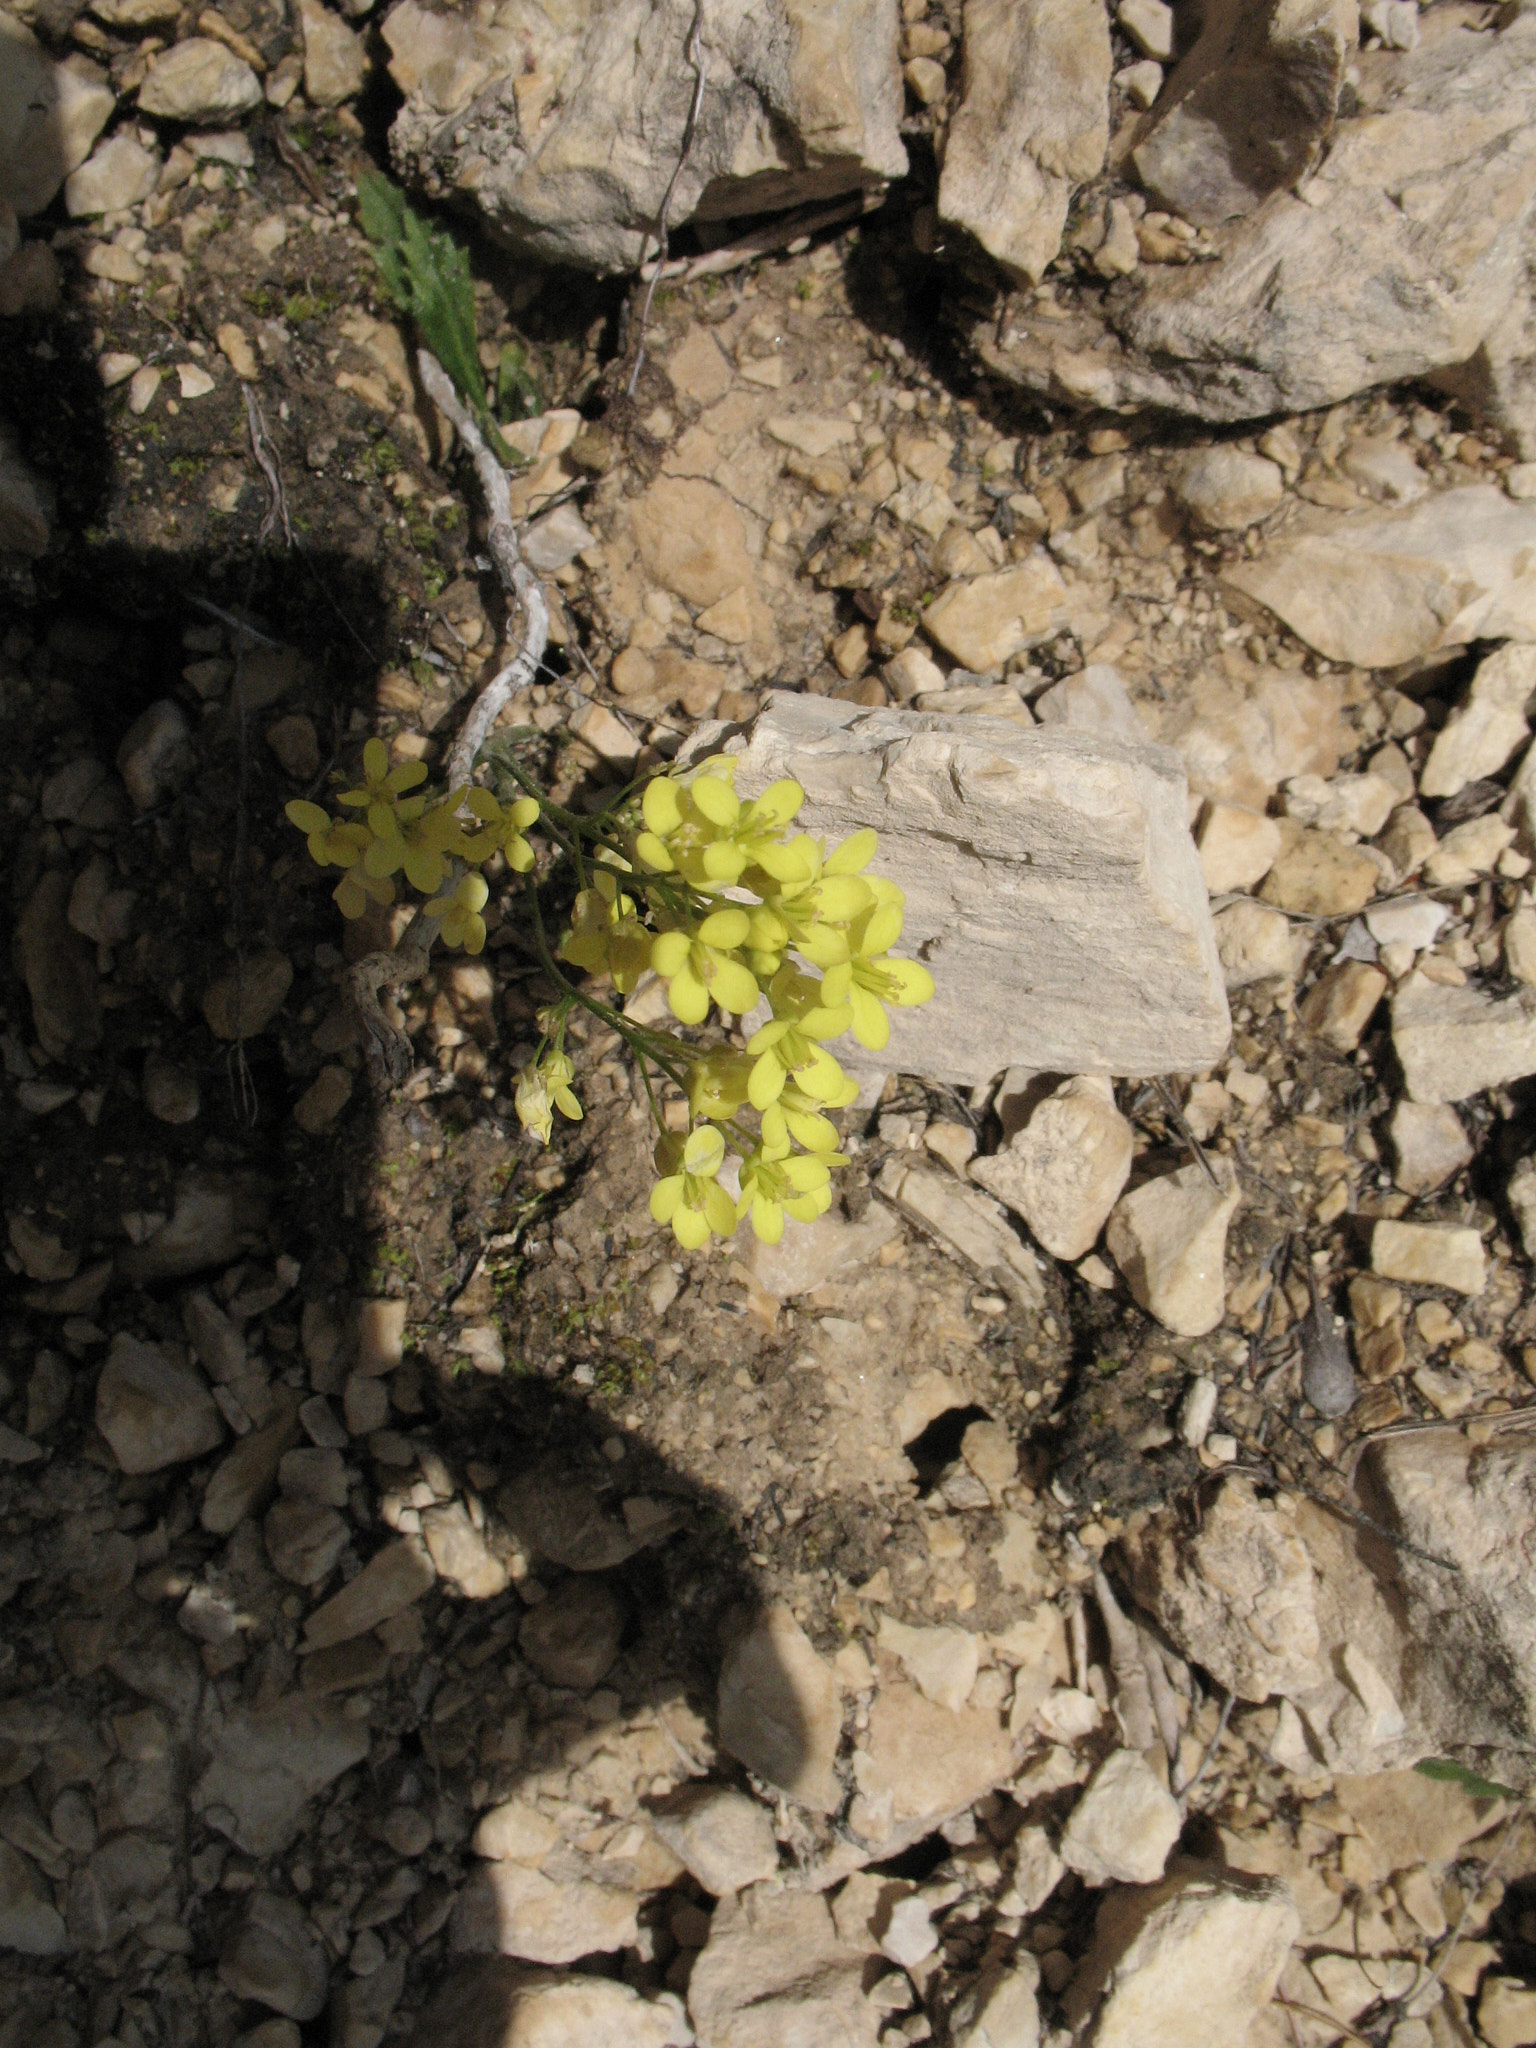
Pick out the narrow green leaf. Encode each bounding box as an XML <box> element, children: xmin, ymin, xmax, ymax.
<box><xmin>1414</xmin><ymin>1757</ymin><xmax>1520</xmax><ymax>1802</ymax></box>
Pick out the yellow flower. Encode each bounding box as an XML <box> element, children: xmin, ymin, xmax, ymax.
<box><xmin>560</xmin><ymin>869</ymin><xmax>652</xmax><ymax>993</ymax></box>
<box><xmin>424</xmin><ymin>871</ymin><xmax>491</xmax><ymax>953</ymax></box>
<box><xmin>285</xmin><ymin>800</ymin><xmax>371</xmax><ymax>871</ymax></box>
<box><xmin>745</xmin><ymin>967</ymin><xmax>852</xmax><ymax>1111</ymax></box>
<box><xmin>333</xmin><ymin>866</ymin><xmax>395</xmax><ymax>919</ymax></box>
<box><xmin>635</xmin><ymin>766</ymin><xmax>815</xmax><ymax>890</ymax></box>
<box><xmin>685</xmin><ymin>1049</ymin><xmax>756</xmax><ymax>1123</ymax></box>
<box><xmin>458</xmin><ymin>789</ymin><xmax>540</xmax><ymax>873</ymax></box>
<box><xmin>650</xmin><ymin>1125</ymin><xmax>739</xmax><ymax>1250</ymax></box>
<box><xmin>514</xmin><ymin>1049</ymin><xmax>583</xmax><ymax>1145</ymax></box>
<box><xmin>649</xmin><ymin>906</ymin><xmax>760</xmax><ymax>1025</ymax></box>
<box><xmin>337</xmin><ymin>736</ymin><xmax>429</xmax><ymax>810</ymax></box>
<box><xmin>760</xmin><ymin>1077</ymin><xmax>854</xmax><ymax>1156</ymax></box>
<box><xmin>820</xmin><ymin>900</ymin><xmax>935</xmax><ymax>1050</ymax></box>
<box><xmin>736</xmin><ymin>1145</ymin><xmax>835</xmax><ymax>1244</ymax></box>
<box><xmin>754</xmin><ymin>828</ymin><xmax>886</xmax><ymax>970</ymax></box>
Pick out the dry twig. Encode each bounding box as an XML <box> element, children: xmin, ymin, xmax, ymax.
<box><xmin>627</xmin><ymin>0</ymin><xmax>707</xmax><ymax>396</ymax></box>
<box><xmin>345</xmin><ymin>349</ymin><xmax>550</xmax><ymax>1086</ymax></box>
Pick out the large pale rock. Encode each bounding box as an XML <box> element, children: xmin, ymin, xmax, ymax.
<box><xmin>302</xmin><ymin>1536</ymin><xmax>435</xmax><ymax>1649</ymax></box>
<box><xmin>1173</xmin><ymin>447</ymin><xmax>1285</xmax><ymax>531</ymax></box>
<box><xmin>1213</xmin><ymin>899</ymin><xmax>1303</xmax><ymax>989</ymax></box>
<box><xmin>847</xmin><ymin>1680</ymin><xmax>1015</xmax><ymax>1860</ymax></box>
<box><xmin>969</xmin><ymin>12</ymin><xmax>1536</xmax><ymax>456</ymax></box>
<box><xmin>877</xmin><ymin>1158</ymin><xmax>1042</xmax><ymax>1302</ymax></box>
<box><xmin>948</xmin><ymin>1958</ymin><xmax>1042</xmax><ymax>2048</ymax></box>
<box><xmin>717</xmin><ymin>1605</ymin><xmax>842</xmax><ymax>1812</ymax></box>
<box><xmin>970</xmin><ymin>1077</ymin><xmax>1132</xmax><ymax>1261</ymax></box>
<box><xmin>648</xmin><ymin>1785</ymin><xmax>779</xmax><ymax>1896</ymax></box>
<box><xmin>922</xmin><ymin>555</ymin><xmax>1068</xmax><ymax>670</ymax></box>
<box><xmin>193</xmin><ymin>1694</ymin><xmax>370</xmax><ymax>1855</ymax></box>
<box><xmin>450</xmin><ymin>1863</ymin><xmax>641</xmax><ymax>1965</ymax></box>
<box><xmin>1133</xmin><ymin>0</ymin><xmax>1355</xmax><ymax>226</ymax></box>
<box><xmin>384</xmin><ymin>0</ymin><xmax>907</xmax><ymax>274</ymax></box>
<box><xmin>95</xmin><ymin>1335</ymin><xmax>223</xmax><ymax>1475</ymax></box>
<box><xmin>1420</xmin><ymin>644</ymin><xmax>1536</xmax><ymax>800</ymax></box>
<box><xmin>1225</xmin><ymin>488</ymin><xmax>1536</xmax><ymax>667</ymax></box>
<box><xmin>407</xmin><ymin>1960</ymin><xmax>690</xmax><ymax>2048</ymax></box>
<box><xmin>1105</xmin><ymin>1160</ymin><xmax>1240</xmax><ymax>1336</ymax></box>
<box><xmin>138</xmin><ymin>39</ymin><xmax>263</xmax><ymax>122</ymax></box>
<box><xmin>296</xmin><ymin>0</ymin><xmax>366</xmax><ymax>104</ymax></box>
<box><xmin>689</xmin><ymin>694</ymin><xmax>1229</xmax><ymax>1085</ymax></box>
<box><xmin>1061</xmin><ymin>1748</ymin><xmax>1182</xmax><ymax>1886</ymax></box>
<box><xmin>687</xmin><ymin>1885</ymin><xmax>880</xmax><ymax>2048</ymax></box>
<box><xmin>64</xmin><ymin>135</ymin><xmax>160</xmax><ymax>218</ymax></box>
<box><xmin>937</xmin><ymin>0</ymin><xmax>1110</xmax><ymax>283</ymax></box>
<box><xmin>1392</xmin><ymin>973</ymin><xmax>1536</xmax><ymax>1105</ymax></box>
<box><xmin>0</xmin><ymin>17</ymin><xmax>114</xmax><ymax>217</ymax></box>
<box><xmin>1062</xmin><ymin>1869</ymin><xmax>1299</xmax><ymax>2048</ymax></box>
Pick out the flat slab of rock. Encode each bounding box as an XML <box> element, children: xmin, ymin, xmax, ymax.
<box><xmin>1392</xmin><ymin>973</ymin><xmax>1536</xmax><ymax>1104</ymax></box>
<box><xmin>1063</xmin><ymin>1868</ymin><xmax>1300</xmax><ymax>2048</ymax></box>
<box><xmin>691</xmin><ymin>693</ymin><xmax>1228</xmax><ymax>1085</ymax></box>
<box><xmin>408</xmin><ymin>1961</ymin><xmax>689</xmax><ymax>2048</ymax></box>
<box><xmin>1061</xmin><ymin>1747</ymin><xmax>1182</xmax><ymax>1885</ymax></box>
<box><xmin>95</xmin><ymin>1334</ymin><xmax>223</xmax><ymax>1475</ymax></box>
<box><xmin>717</xmin><ymin>1604</ymin><xmax>842</xmax><ymax>1813</ymax></box>
<box><xmin>385</xmin><ymin>0</ymin><xmax>907</xmax><ymax>273</ymax></box>
<box><xmin>687</xmin><ymin>1886</ymin><xmax>882</xmax><ymax>2048</ymax></box>
<box><xmin>194</xmin><ymin>1694</ymin><xmax>371</xmax><ymax>1855</ymax></box>
<box><xmin>450</xmin><ymin>1861</ymin><xmax>641</xmax><ymax>1965</ymax></box>
<box><xmin>302</xmin><ymin>1536</ymin><xmax>435</xmax><ymax>1650</ymax></box>
<box><xmin>1225</xmin><ymin>487</ymin><xmax>1536</xmax><ymax>668</ymax></box>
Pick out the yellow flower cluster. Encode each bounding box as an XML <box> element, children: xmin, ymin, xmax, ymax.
<box><xmin>288</xmin><ymin>738</ymin><xmax>935</xmax><ymax>1255</ymax></box>
<box><xmin>551</xmin><ymin>755</ymin><xmax>934</xmax><ymax>1250</ymax></box>
<box><xmin>286</xmin><ymin>739</ymin><xmax>538</xmax><ymax>949</ymax></box>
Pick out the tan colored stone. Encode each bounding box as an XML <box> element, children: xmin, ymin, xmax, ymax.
<box><xmin>922</xmin><ymin>555</ymin><xmax>1069</xmax><ymax>671</ymax></box>
<box><xmin>971</xmin><ymin>1076</ymin><xmax>1132</xmax><ymax>1260</ymax></box>
<box><xmin>1300</xmin><ymin>961</ymin><xmax>1387</xmax><ymax>1053</ymax></box>
<box><xmin>717</xmin><ymin>1606</ymin><xmax>842</xmax><ymax>1812</ymax></box>
<box><xmin>1105</xmin><ymin>1160</ymin><xmax>1240</xmax><ymax>1336</ymax></box>
<box><xmin>1370</xmin><ymin>1221</ymin><xmax>1485</xmax><ymax>1296</ymax></box>
<box><xmin>1259</xmin><ymin>825</ymin><xmax>1379</xmax><ymax>917</ymax></box>
<box><xmin>629</xmin><ymin>476</ymin><xmax>755</xmax><ymax>608</ymax></box>
<box><xmin>1197</xmin><ymin>801</ymin><xmax>1282</xmax><ymax>893</ymax></box>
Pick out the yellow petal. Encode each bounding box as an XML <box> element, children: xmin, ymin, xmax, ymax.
<box><xmin>671</xmin><ymin>1204</ymin><xmax>711</xmax><ymax>1250</ymax></box>
<box><xmin>362</xmin><ymin>737</ymin><xmax>390</xmax><ymax>784</ymax></box>
<box><xmin>709</xmin><ymin>957</ymin><xmax>761</xmax><ymax>1015</ymax></box>
<box><xmin>650</xmin><ymin>1176</ymin><xmax>684</xmax><ymax>1223</ymax></box>
<box><xmin>689</xmin><ymin>775</ymin><xmax>740</xmax><ymax>828</ymax></box>
<box><xmin>286</xmin><ymin>800</ymin><xmax>331</xmax><ymax>834</ymax></box>
<box><xmin>642</xmin><ymin>778</ymin><xmax>683</xmax><ymax>834</ymax></box>
<box><xmin>651</xmin><ymin>930</ymin><xmax>691</xmax><ymax>978</ymax></box>
<box><xmin>698</xmin><ymin>906</ymin><xmax>750</xmax><ymax>949</ymax></box>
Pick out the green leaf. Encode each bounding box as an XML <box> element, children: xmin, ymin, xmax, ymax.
<box><xmin>1414</xmin><ymin>1758</ymin><xmax>1521</xmax><ymax>1802</ymax></box>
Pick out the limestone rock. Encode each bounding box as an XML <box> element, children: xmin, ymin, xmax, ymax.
<box><xmin>969</xmin><ymin>14</ymin><xmax>1536</xmax><ymax>458</ymax></box>
<box><xmin>1061</xmin><ymin>1748</ymin><xmax>1182</xmax><ymax>1885</ymax></box>
<box><xmin>218</xmin><ymin>1891</ymin><xmax>330</xmax><ymax>2021</ymax></box>
<box><xmin>117</xmin><ymin>699</ymin><xmax>193</xmax><ymax>810</ymax></box>
<box><xmin>1120</xmin><ymin>1475</ymin><xmax>1324</xmax><ymax>1700</ymax></box>
<box><xmin>1197</xmin><ymin>802</ymin><xmax>1281</xmax><ymax>893</ymax></box>
<box><xmin>1062</xmin><ymin>1869</ymin><xmax>1300</xmax><ymax>2048</ymax></box>
<box><xmin>647</xmin><ymin>1784</ymin><xmax>779</xmax><ymax>1895</ymax></box>
<box><xmin>194</xmin><ymin>1694</ymin><xmax>370</xmax><ymax>1855</ymax></box>
<box><xmin>1133</xmin><ymin>0</ymin><xmax>1355</xmax><ymax>226</ymax></box>
<box><xmin>1299</xmin><ymin>960</ymin><xmax>1387</xmax><ymax>1053</ymax></box>
<box><xmin>407</xmin><ymin>1961</ymin><xmax>690</xmax><ymax>2048</ymax></box>
<box><xmin>748</xmin><ymin>1199</ymin><xmax>900</xmax><ymax>1297</ymax></box>
<box><xmin>384</xmin><ymin>0</ymin><xmax>907</xmax><ymax>274</ymax></box>
<box><xmin>64</xmin><ymin>135</ymin><xmax>160</xmax><ymax>218</ymax></box>
<box><xmin>847</xmin><ymin>1680</ymin><xmax>1015</xmax><ymax>1860</ymax></box>
<box><xmin>1213</xmin><ymin>899</ymin><xmax>1303</xmax><ymax>989</ymax></box>
<box><xmin>877</xmin><ymin>1159</ymin><xmax>1042</xmax><ymax>1302</ymax></box>
<box><xmin>1258</xmin><ymin>823</ymin><xmax>1378</xmax><ymax>917</ymax></box>
<box><xmin>876</xmin><ymin>1615</ymin><xmax>980</xmax><ymax>1712</ymax></box>
<box><xmin>1370</xmin><ymin>1220</ymin><xmax>1485</xmax><ymax>1297</ymax></box>
<box><xmin>1032</xmin><ymin>663</ymin><xmax>1147</xmax><ymax>740</ymax></box>
<box><xmin>518</xmin><ymin>1578</ymin><xmax>623</xmax><ymax>1688</ymax></box>
<box><xmin>1511</xmin><ymin>1158</ymin><xmax>1536</xmax><ymax>1262</ymax></box>
<box><xmin>717</xmin><ymin>1605</ymin><xmax>842</xmax><ymax>1812</ymax></box>
<box><xmin>0</xmin><ymin>414</ymin><xmax>54</xmax><ymax>556</ymax></box>
<box><xmin>686</xmin><ymin>694</ymin><xmax>1229</xmax><ymax>1084</ymax></box>
<box><xmin>948</xmin><ymin>1957</ymin><xmax>1041</xmax><ymax>2048</ymax></box>
<box><xmin>450</xmin><ymin>1862</ymin><xmax>641</xmax><ymax>1965</ymax></box>
<box><xmin>421</xmin><ymin>1500</ymin><xmax>510</xmax><ymax>1600</ymax></box>
<box><xmin>297</xmin><ymin>0</ymin><xmax>366</xmax><ymax>104</ymax></box>
<box><xmin>201</xmin><ymin>1394</ymin><xmax>301</xmax><ymax>1536</ymax></box>
<box><xmin>1173</xmin><ymin>447</ymin><xmax>1285</xmax><ymax>531</ymax></box>
<box><xmin>1227</xmin><ymin>488</ymin><xmax>1536</xmax><ymax>668</ymax></box>
<box><xmin>96</xmin><ymin>1335</ymin><xmax>223</xmax><ymax>1475</ymax></box>
<box><xmin>1389</xmin><ymin>1100</ymin><xmax>1473</xmax><ymax>1198</ymax></box>
<box><xmin>0</xmin><ymin>18</ymin><xmax>114</xmax><ymax>217</ymax></box>
<box><xmin>14</xmin><ymin>868</ymin><xmax>101</xmax><ymax>1060</ymax></box>
<box><xmin>1422</xmin><ymin>655</ymin><xmax>1533</xmax><ymax>810</ymax></box>
<box><xmin>970</xmin><ymin>1076</ymin><xmax>1132</xmax><ymax>1261</ymax></box>
<box><xmin>0</xmin><ymin>1840</ymin><xmax>67</xmax><ymax>1954</ymax></box>
<box><xmin>922</xmin><ymin>555</ymin><xmax>1068</xmax><ymax>671</ymax></box>
<box><xmin>937</xmin><ymin>0</ymin><xmax>1111</xmax><ymax>284</ymax></box>
<box><xmin>117</xmin><ymin>1168</ymin><xmax>265</xmax><ymax>1283</ymax></box>
<box><xmin>1392</xmin><ymin>973</ymin><xmax>1536</xmax><ymax>1104</ymax></box>
<box><xmin>302</xmin><ymin>1537</ymin><xmax>436</xmax><ymax>1650</ymax></box>
<box><xmin>687</xmin><ymin>1885</ymin><xmax>881</xmax><ymax>2048</ymax></box>
<box><xmin>264</xmin><ymin>1496</ymin><xmax>348</xmax><ymax>1587</ymax></box>
<box><xmin>1105</xmin><ymin>1159</ymin><xmax>1240</xmax><ymax>1337</ymax></box>
<box><xmin>138</xmin><ymin>39</ymin><xmax>263</xmax><ymax>122</ymax></box>
<box><xmin>203</xmin><ymin>950</ymin><xmax>294</xmax><ymax>1039</ymax></box>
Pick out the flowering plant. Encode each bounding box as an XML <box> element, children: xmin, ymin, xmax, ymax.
<box><xmin>288</xmin><ymin>740</ymin><xmax>933</xmax><ymax>1248</ymax></box>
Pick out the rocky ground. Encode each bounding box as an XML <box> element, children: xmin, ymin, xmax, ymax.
<box><xmin>8</xmin><ymin>4</ymin><xmax>1536</xmax><ymax>2048</ymax></box>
